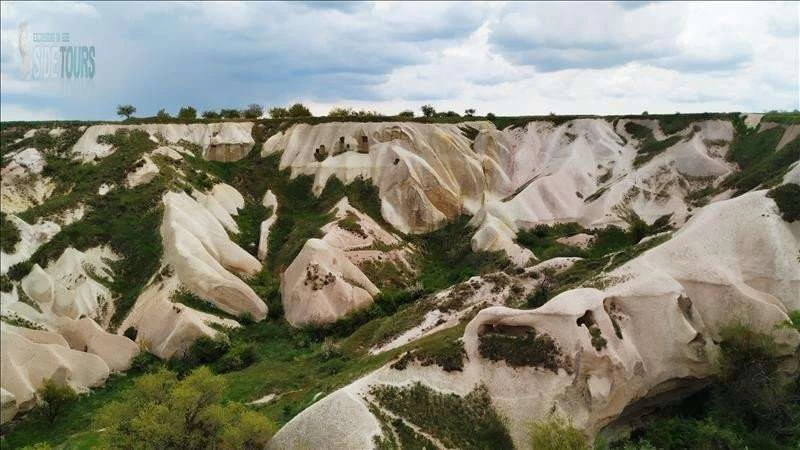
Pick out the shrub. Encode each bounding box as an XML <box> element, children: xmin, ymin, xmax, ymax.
<box><xmin>479</xmin><ymin>327</ymin><xmax>568</xmax><ymax>372</ymax></box>
<box><xmin>95</xmin><ymin>367</ymin><xmax>276</xmax><ymax>449</ymax></box>
<box><xmin>37</xmin><ymin>380</ymin><xmax>78</xmax><ymax>423</ymax></box>
<box><xmin>220</xmin><ymin>108</ymin><xmax>241</xmax><ymax>119</ymax></box>
<box><xmin>767</xmin><ymin>183</ymin><xmax>800</xmax><ymax>222</ymax></box>
<box><xmin>242</xmin><ymin>104</ymin><xmax>263</xmax><ymax>119</ymax></box>
<box><xmin>202</xmin><ymin>110</ymin><xmax>221</xmax><ymax>119</ymax></box>
<box><xmin>589</xmin><ymin>325</ymin><xmax>607</xmax><ymax>350</ymax></box>
<box><xmin>1</xmin><ymin>212</ymin><xmax>21</xmax><ymax>253</ymax></box>
<box><xmin>530</xmin><ymin>415</ymin><xmax>589</xmax><ymax>450</ymax></box>
<box><xmin>397</xmin><ymin>110</ymin><xmax>414</xmax><ymax>118</ymax></box>
<box><xmin>328</xmin><ymin>107</ymin><xmax>353</xmax><ymax>117</ymax></box>
<box><xmin>371</xmin><ymin>383</ymin><xmax>513</xmax><ymax>449</ymax></box>
<box><xmin>116</xmin><ymin>104</ymin><xmax>136</xmax><ymax>119</ymax></box>
<box><xmin>177</xmin><ymin>106</ymin><xmax>197</xmax><ymax>120</ymax></box>
<box><xmin>486</xmin><ymin>112</ymin><xmax>496</xmax><ymax>120</ymax></box>
<box><xmin>288</xmin><ymin>103</ymin><xmax>312</xmax><ymax>117</ymax></box>
<box><xmin>421</xmin><ymin>104</ymin><xmax>436</xmax><ymax>117</ymax></box>
<box><xmin>129</xmin><ymin>351</ymin><xmax>161</xmax><ymax>374</ymax></box>
<box><xmin>268</xmin><ymin>106</ymin><xmax>289</xmax><ymax>119</ymax></box>
<box><xmin>216</xmin><ymin>343</ymin><xmax>258</xmax><ymax>373</ymax></box>
<box><xmin>0</xmin><ymin>274</ymin><xmax>12</xmax><ymax>292</ymax></box>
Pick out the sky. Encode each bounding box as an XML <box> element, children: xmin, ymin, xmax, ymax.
<box><xmin>0</xmin><ymin>1</ymin><xmax>798</xmax><ymax>121</ymax></box>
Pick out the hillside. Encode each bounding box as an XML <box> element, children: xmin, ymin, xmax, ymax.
<box><xmin>0</xmin><ymin>112</ymin><xmax>798</xmax><ymax>449</ymax></box>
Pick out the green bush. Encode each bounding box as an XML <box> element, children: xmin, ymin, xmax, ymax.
<box><xmin>1</xmin><ymin>212</ymin><xmax>21</xmax><ymax>253</ymax></box>
<box><xmin>478</xmin><ymin>327</ymin><xmax>568</xmax><ymax>372</ymax></box>
<box><xmin>0</xmin><ymin>274</ymin><xmax>13</xmax><ymax>292</ymax></box>
<box><xmin>371</xmin><ymin>383</ymin><xmax>513</xmax><ymax>449</ymax></box>
<box><xmin>177</xmin><ymin>106</ymin><xmax>197</xmax><ymax>120</ymax></box>
<box><xmin>616</xmin><ymin>322</ymin><xmax>800</xmax><ymax>449</ymax></box>
<box><xmin>767</xmin><ymin>183</ymin><xmax>800</xmax><ymax>222</ymax></box>
<box><xmin>216</xmin><ymin>343</ymin><xmax>258</xmax><ymax>373</ymax></box>
<box><xmin>95</xmin><ymin>367</ymin><xmax>276</xmax><ymax>449</ymax></box>
<box><xmin>530</xmin><ymin>415</ymin><xmax>589</xmax><ymax>450</ymax></box>
<box><xmin>37</xmin><ymin>380</ymin><xmax>78</xmax><ymax>423</ymax></box>
<box><xmin>287</xmin><ymin>103</ymin><xmax>312</xmax><ymax>118</ymax></box>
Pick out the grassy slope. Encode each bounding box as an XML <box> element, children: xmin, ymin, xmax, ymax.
<box><xmin>2</xmin><ymin>111</ymin><xmax>796</xmax><ymax>448</ymax></box>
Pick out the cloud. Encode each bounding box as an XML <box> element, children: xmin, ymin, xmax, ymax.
<box><xmin>0</xmin><ymin>1</ymin><xmax>797</xmax><ymax>120</ymax></box>
<box><xmin>1</xmin><ymin>103</ymin><xmax>60</xmax><ymax>121</ymax></box>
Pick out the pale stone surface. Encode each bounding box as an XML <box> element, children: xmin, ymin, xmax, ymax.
<box><xmin>161</xmin><ymin>190</ymin><xmax>265</xmax><ymax>320</ymax></box>
<box><xmin>257</xmin><ymin>190</ymin><xmax>278</xmax><ymax>261</ymax></box>
<box><xmin>262</xmin><ymin>121</ymin><xmax>507</xmax><ymax>234</ymax></box>
<box><xmin>556</xmin><ymin>233</ymin><xmax>594</xmax><ymax>249</ymax></box>
<box><xmin>71</xmin><ymin>122</ymin><xmax>255</xmax><ymax>162</ymax></box>
<box><xmin>270</xmin><ymin>191</ymin><xmax>800</xmax><ymax>448</ymax></box>
<box><xmin>125</xmin><ymin>155</ymin><xmax>160</xmax><ymax>188</ymax></box>
<box><xmin>119</xmin><ymin>273</ymin><xmax>239</xmax><ymax>359</ymax></box>
<box><xmin>0</xmin><ymin>388</ymin><xmax>17</xmax><ymax>425</ymax></box>
<box><xmin>0</xmin><ymin>324</ymin><xmax>110</xmax><ymax>416</ymax></box>
<box><xmin>1</xmin><ymin>148</ymin><xmax>55</xmax><ymax>214</ymax></box>
<box><xmin>0</xmin><ymin>215</ymin><xmax>60</xmax><ymax>274</ymax></box>
<box><xmin>281</xmin><ymin>238</ymin><xmax>379</xmax><ymax>327</ymax></box>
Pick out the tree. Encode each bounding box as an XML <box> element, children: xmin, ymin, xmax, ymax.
<box><xmin>202</xmin><ymin>110</ymin><xmax>221</xmax><ymax>119</ymax></box>
<box><xmin>464</xmin><ymin>108</ymin><xmax>476</xmax><ymax>117</ymax></box>
<box><xmin>397</xmin><ymin>110</ymin><xmax>414</xmax><ymax>118</ymax></box>
<box><xmin>242</xmin><ymin>104</ymin><xmax>264</xmax><ymax>119</ymax></box>
<box><xmin>421</xmin><ymin>104</ymin><xmax>436</xmax><ymax>117</ymax></box>
<box><xmin>486</xmin><ymin>112</ymin><xmax>496</xmax><ymax>120</ymax></box>
<box><xmin>268</xmin><ymin>107</ymin><xmax>289</xmax><ymax>119</ymax></box>
<box><xmin>220</xmin><ymin>109</ymin><xmax>241</xmax><ymax>119</ymax></box>
<box><xmin>328</xmin><ymin>107</ymin><xmax>353</xmax><ymax>117</ymax></box>
<box><xmin>116</xmin><ymin>104</ymin><xmax>136</xmax><ymax>120</ymax></box>
<box><xmin>178</xmin><ymin>106</ymin><xmax>197</xmax><ymax>120</ymax></box>
<box><xmin>156</xmin><ymin>108</ymin><xmax>171</xmax><ymax>120</ymax></box>
<box><xmin>37</xmin><ymin>379</ymin><xmax>78</xmax><ymax>424</ymax></box>
<box><xmin>529</xmin><ymin>415</ymin><xmax>588</xmax><ymax>450</ymax></box>
<box><xmin>95</xmin><ymin>367</ymin><xmax>276</xmax><ymax>449</ymax></box>
<box><xmin>288</xmin><ymin>103</ymin><xmax>312</xmax><ymax>117</ymax></box>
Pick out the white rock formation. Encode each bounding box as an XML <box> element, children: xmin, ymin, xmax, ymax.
<box><xmin>119</xmin><ymin>272</ymin><xmax>239</xmax><ymax>359</ymax></box>
<box><xmin>1</xmin><ymin>388</ymin><xmax>17</xmax><ymax>425</ymax></box>
<box><xmin>262</xmin><ymin>121</ymin><xmax>510</xmax><ymax>234</ymax></box>
<box><xmin>0</xmin><ymin>215</ymin><xmax>60</xmax><ymax>274</ymax></box>
<box><xmin>0</xmin><ymin>324</ymin><xmax>110</xmax><ymax>417</ymax></box>
<box><xmin>1</xmin><ymin>148</ymin><xmax>55</xmax><ymax>213</ymax></box>
<box><xmin>71</xmin><ymin>122</ymin><xmax>255</xmax><ymax>162</ymax></box>
<box><xmin>257</xmin><ymin>190</ymin><xmax>278</xmax><ymax>261</ymax></box>
<box><xmin>281</xmin><ymin>238</ymin><xmax>379</xmax><ymax>327</ymax></box>
<box><xmin>20</xmin><ymin>246</ymin><xmax>119</xmax><ymax>322</ymax></box>
<box><xmin>124</xmin><ymin>155</ymin><xmax>160</xmax><ymax>188</ymax></box>
<box><xmin>269</xmin><ymin>191</ymin><xmax>800</xmax><ymax>448</ymax></box>
<box><xmin>160</xmin><ymin>189</ymin><xmax>266</xmax><ymax>320</ymax></box>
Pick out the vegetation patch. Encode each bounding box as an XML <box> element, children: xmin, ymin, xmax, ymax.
<box><xmin>722</xmin><ymin>120</ymin><xmax>799</xmax><ymax>194</ymax></box>
<box><xmin>478</xmin><ymin>326</ymin><xmax>570</xmax><ymax>372</ymax></box>
<box><xmin>767</xmin><ymin>183</ymin><xmax>800</xmax><ymax>222</ymax></box>
<box><xmin>0</xmin><ymin>212</ymin><xmax>21</xmax><ymax>253</ymax></box>
<box><xmin>411</xmin><ymin>216</ymin><xmax>510</xmax><ymax>292</ymax></box>
<box><xmin>612</xmin><ymin>321</ymin><xmax>800</xmax><ymax>449</ymax></box>
<box><xmin>391</xmin><ymin>336</ymin><xmax>466</xmax><ymax>372</ymax></box>
<box><xmin>337</xmin><ymin>211</ymin><xmax>367</xmax><ymax>238</ymax></box>
<box><xmin>530</xmin><ymin>415</ymin><xmax>589</xmax><ymax>450</ymax></box>
<box><xmin>371</xmin><ymin>382</ymin><xmax>513</xmax><ymax>449</ymax></box>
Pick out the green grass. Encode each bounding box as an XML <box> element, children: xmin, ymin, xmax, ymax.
<box><xmin>410</xmin><ymin>216</ymin><xmax>510</xmax><ymax>292</ymax></box>
<box><xmin>762</xmin><ymin>111</ymin><xmax>800</xmax><ymax>124</ymax></box>
<box><xmin>767</xmin><ymin>183</ymin><xmax>800</xmax><ymax>222</ymax></box>
<box><xmin>371</xmin><ymin>382</ymin><xmax>513</xmax><ymax>449</ymax></box>
<box><xmin>722</xmin><ymin>122</ymin><xmax>798</xmax><ymax>195</ymax></box>
<box><xmin>1</xmin><ymin>212</ymin><xmax>21</xmax><ymax>253</ymax></box>
<box><xmin>478</xmin><ymin>327</ymin><xmax>569</xmax><ymax>372</ymax></box>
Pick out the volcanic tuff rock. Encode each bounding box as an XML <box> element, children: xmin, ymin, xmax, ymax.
<box><xmin>281</xmin><ymin>238</ymin><xmax>379</xmax><ymax>327</ymax></box>
<box><xmin>269</xmin><ymin>191</ymin><xmax>800</xmax><ymax>448</ymax></box>
<box><xmin>71</xmin><ymin>122</ymin><xmax>255</xmax><ymax>162</ymax></box>
<box><xmin>160</xmin><ymin>186</ymin><xmax>266</xmax><ymax>320</ymax></box>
